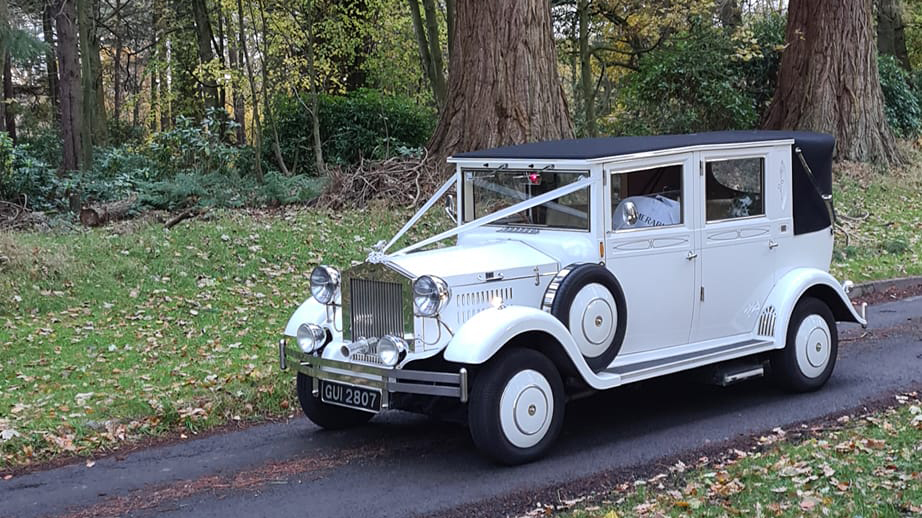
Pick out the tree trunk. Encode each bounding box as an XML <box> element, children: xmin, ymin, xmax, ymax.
<box><xmin>77</xmin><ymin>0</ymin><xmax>103</xmax><ymax>162</ymax></box>
<box><xmin>0</xmin><ymin>0</ymin><xmax>8</xmax><ymax>136</ymax></box>
<box><xmin>2</xmin><ymin>52</ymin><xmax>14</xmax><ymax>143</ymax></box>
<box><xmin>578</xmin><ymin>0</ymin><xmax>596</xmax><ymax>137</ymax></box>
<box><xmin>407</xmin><ymin>0</ymin><xmax>444</xmax><ymax>107</ymax></box>
<box><xmin>227</xmin><ymin>16</ymin><xmax>246</xmax><ymax>145</ymax></box>
<box><xmin>237</xmin><ymin>0</ymin><xmax>263</xmax><ymax>179</ymax></box>
<box><xmin>445</xmin><ymin>0</ymin><xmax>455</xmax><ymax>60</ymax></box>
<box><xmin>191</xmin><ymin>0</ymin><xmax>219</xmax><ymax>111</ymax></box>
<box><xmin>55</xmin><ymin>0</ymin><xmax>83</xmax><ymax>174</ymax></box>
<box><xmin>763</xmin><ymin>0</ymin><xmax>899</xmax><ymax>164</ymax></box>
<box><xmin>43</xmin><ymin>1</ymin><xmax>60</xmax><ymax>121</ymax></box>
<box><xmin>426</xmin><ymin>0</ymin><xmax>574</xmax><ymax>165</ymax></box>
<box><xmin>877</xmin><ymin>0</ymin><xmax>911</xmax><ymax>70</ymax></box>
<box><xmin>305</xmin><ymin>0</ymin><xmax>324</xmax><ymax>174</ymax></box>
<box><xmin>421</xmin><ymin>0</ymin><xmax>446</xmax><ymax>106</ymax></box>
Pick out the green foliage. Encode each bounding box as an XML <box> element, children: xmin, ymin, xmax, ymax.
<box><xmin>3</xmin><ymin>143</ymin><xmax>61</xmax><ymax>211</ymax></box>
<box><xmin>879</xmin><ymin>54</ymin><xmax>922</xmax><ymax>138</ymax></box>
<box><xmin>607</xmin><ymin>22</ymin><xmax>759</xmax><ymax>135</ymax></box>
<box><xmin>271</xmin><ymin>89</ymin><xmax>435</xmax><ymax>174</ymax></box>
<box><xmin>0</xmin><ymin>132</ymin><xmax>12</xmax><ymax>193</ymax></box>
<box><xmin>605</xmin><ymin>12</ymin><xmax>785</xmax><ymax>136</ymax></box>
<box><xmin>735</xmin><ymin>12</ymin><xmax>786</xmax><ymax>115</ymax></box>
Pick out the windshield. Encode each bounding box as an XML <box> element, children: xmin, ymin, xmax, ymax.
<box><xmin>462</xmin><ymin>169</ymin><xmax>590</xmax><ymax>230</ymax></box>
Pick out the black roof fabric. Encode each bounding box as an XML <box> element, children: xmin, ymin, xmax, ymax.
<box><xmin>452</xmin><ymin>130</ymin><xmax>831</xmax><ymax>161</ymax></box>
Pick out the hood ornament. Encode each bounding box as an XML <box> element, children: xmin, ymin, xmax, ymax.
<box><xmin>367</xmin><ymin>240</ymin><xmax>389</xmax><ymax>263</ymax></box>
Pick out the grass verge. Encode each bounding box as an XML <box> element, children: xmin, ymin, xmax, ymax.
<box><xmin>0</xmin><ymin>205</ymin><xmax>446</xmax><ymax>470</ymax></box>
<box><xmin>557</xmin><ymin>393</ymin><xmax>921</xmax><ymax>518</ymax></box>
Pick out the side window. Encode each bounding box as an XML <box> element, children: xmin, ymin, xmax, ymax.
<box><xmin>611</xmin><ymin>164</ymin><xmax>683</xmax><ymax>230</ymax></box>
<box><xmin>705</xmin><ymin>157</ymin><xmax>765</xmax><ymax>221</ymax></box>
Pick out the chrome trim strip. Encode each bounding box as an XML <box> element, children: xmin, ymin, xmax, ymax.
<box><xmin>285</xmin><ymin>348</ymin><xmax>467</xmax><ymax>401</ymax></box>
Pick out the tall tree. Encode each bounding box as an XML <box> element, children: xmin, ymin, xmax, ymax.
<box><xmin>877</xmin><ymin>0</ymin><xmax>911</xmax><ymax>70</ymax></box>
<box><xmin>77</xmin><ymin>0</ymin><xmax>105</xmax><ymax>162</ymax></box>
<box><xmin>54</xmin><ymin>0</ymin><xmax>83</xmax><ymax>176</ymax></box>
<box><xmin>763</xmin><ymin>0</ymin><xmax>899</xmax><ymax>164</ymax></box>
<box><xmin>191</xmin><ymin>0</ymin><xmax>220</xmax><ymax>110</ymax></box>
<box><xmin>0</xmin><ymin>0</ymin><xmax>8</xmax><ymax>137</ymax></box>
<box><xmin>427</xmin><ymin>0</ymin><xmax>573</xmax><ymax>163</ymax></box>
<box><xmin>577</xmin><ymin>0</ymin><xmax>596</xmax><ymax>136</ymax></box>
<box><xmin>42</xmin><ymin>1</ymin><xmax>59</xmax><ymax>121</ymax></box>
<box><xmin>407</xmin><ymin>0</ymin><xmax>446</xmax><ymax>107</ymax></box>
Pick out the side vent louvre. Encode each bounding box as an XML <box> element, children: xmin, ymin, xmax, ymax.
<box><xmin>758</xmin><ymin>306</ymin><xmax>777</xmax><ymax>337</ymax></box>
<box><xmin>456</xmin><ymin>287</ymin><xmax>513</xmax><ymax>323</ymax></box>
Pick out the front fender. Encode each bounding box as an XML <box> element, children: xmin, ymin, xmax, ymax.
<box><xmin>763</xmin><ymin>268</ymin><xmax>867</xmax><ymax>346</ymax></box>
<box><xmin>444</xmin><ymin>305</ymin><xmax>593</xmax><ymax>375</ymax></box>
<box><xmin>284</xmin><ymin>297</ymin><xmax>341</xmax><ymax>337</ymax></box>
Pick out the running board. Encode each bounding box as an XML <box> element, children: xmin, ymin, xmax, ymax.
<box><xmin>602</xmin><ymin>339</ymin><xmax>774</xmax><ymax>385</ymax></box>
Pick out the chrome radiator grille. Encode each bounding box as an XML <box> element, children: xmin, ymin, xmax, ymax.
<box><xmin>349</xmin><ymin>278</ymin><xmax>405</xmax><ymax>340</ymax></box>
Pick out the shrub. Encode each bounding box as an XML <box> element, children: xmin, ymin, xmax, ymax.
<box><xmin>0</xmin><ymin>132</ymin><xmax>12</xmax><ymax>192</ymax></box>
<box><xmin>271</xmin><ymin>89</ymin><xmax>435</xmax><ymax>174</ymax></box>
<box><xmin>607</xmin><ymin>23</ymin><xmax>759</xmax><ymax>135</ymax></box>
<box><xmin>4</xmin><ymin>143</ymin><xmax>64</xmax><ymax>211</ymax></box>
<box><xmin>606</xmin><ymin>13</ymin><xmax>785</xmax><ymax>136</ymax></box>
<box><xmin>735</xmin><ymin>12</ymin><xmax>786</xmax><ymax>117</ymax></box>
<box><xmin>145</xmin><ymin>109</ymin><xmax>245</xmax><ymax>179</ymax></box>
<box><xmin>879</xmin><ymin>54</ymin><xmax>922</xmax><ymax>138</ymax></box>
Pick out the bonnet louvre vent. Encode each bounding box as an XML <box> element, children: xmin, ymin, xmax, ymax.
<box><xmin>456</xmin><ymin>287</ymin><xmax>513</xmax><ymax>323</ymax></box>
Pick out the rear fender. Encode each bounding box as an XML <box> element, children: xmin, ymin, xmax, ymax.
<box><xmin>761</xmin><ymin>268</ymin><xmax>866</xmax><ymax>347</ymax></box>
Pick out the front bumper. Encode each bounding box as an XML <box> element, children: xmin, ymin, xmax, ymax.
<box><xmin>279</xmin><ymin>340</ymin><xmax>468</xmax><ymax>410</ymax></box>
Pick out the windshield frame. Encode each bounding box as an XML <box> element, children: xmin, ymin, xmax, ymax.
<box><xmin>461</xmin><ymin>168</ymin><xmax>592</xmax><ymax>232</ymax></box>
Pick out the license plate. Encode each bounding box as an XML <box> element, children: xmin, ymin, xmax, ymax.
<box><xmin>319</xmin><ymin>380</ymin><xmax>381</xmax><ymax>413</ymax></box>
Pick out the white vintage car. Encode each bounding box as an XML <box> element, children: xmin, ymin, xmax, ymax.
<box><xmin>279</xmin><ymin>131</ymin><xmax>867</xmax><ymax>464</ymax></box>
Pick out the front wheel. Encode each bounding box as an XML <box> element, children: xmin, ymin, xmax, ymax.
<box><xmin>771</xmin><ymin>297</ymin><xmax>838</xmax><ymax>392</ymax></box>
<box><xmin>296</xmin><ymin>373</ymin><xmax>374</xmax><ymax>429</ymax></box>
<box><xmin>468</xmin><ymin>349</ymin><xmax>565</xmax><ymax>465</ymax></box>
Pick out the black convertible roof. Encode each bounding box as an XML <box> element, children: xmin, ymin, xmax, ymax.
<box><xmin>451</xmin><ymin>130</ymin><xmax>833</xmax><ymax>161</ymax></box>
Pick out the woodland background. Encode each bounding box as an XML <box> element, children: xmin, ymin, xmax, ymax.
<box><xmin>0</xmin><ymin>0</ymin><xmax>919</xmax><ymax>220</ymax></box>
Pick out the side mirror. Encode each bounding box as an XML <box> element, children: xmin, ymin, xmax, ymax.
<box><xmin>445</xmin><ymin>194</ymin><xmax>458</xmax><ymax>224</ymax></box>
<box><xmin>622</xmin><ymin>201</ymin><xmax>638</xmax><ymax>226</ymax></box>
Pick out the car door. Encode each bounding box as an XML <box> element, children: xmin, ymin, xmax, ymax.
<box><xmin>604</xmin><ymin>154</ymin><xmax>698</xmax><ymax>355</ymax></box>
<box><xmin>693</xmin><ymin>149</ymin><xmax>777</xmax><ymax>343</ymax></box>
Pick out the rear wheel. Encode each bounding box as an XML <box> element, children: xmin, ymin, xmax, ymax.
<box><xmin>771</xmin><ymin>297</ymin><xmax>838</xmax><ymax>392</ymax></box>
<box><xmin>296</xmin><ymin>373</ymin><xmax>374</xmax><ymax>429</ymax></box>
<box><xmin>468</xmin><ymin>349</ymin><xmax>565</xmax><ymax>465</ymax></box>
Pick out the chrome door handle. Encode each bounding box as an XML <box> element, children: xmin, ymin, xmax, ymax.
<box><xmin>686</xmin><ymin>251</ymin><xmax>698</xmax><ymax>261</ymax></box>
<box><xmin>768</xmin><ymin>240</ymin><xmax>779</xmax><ymax>249</ymax></box>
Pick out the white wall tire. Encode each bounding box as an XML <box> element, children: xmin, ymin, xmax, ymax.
<box><xmin>771</xmin><ymin>297</ymin><xmax>838</xmax><ymax>392</ymax></box>
<box><xmin>468</xmin><ymin>349</ymin><xmax>565</xmax><ymax>465</ymax></box>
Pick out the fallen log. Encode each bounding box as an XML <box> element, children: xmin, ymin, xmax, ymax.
<box><xmin>80</xmin><ymin>196</ymin><xmax>138</xmax><ymax>227</ymax></box>
<box><xmin>164</xmin><ymin>207</ymin><xmax>204</xmax><ymax>230</ymax></box>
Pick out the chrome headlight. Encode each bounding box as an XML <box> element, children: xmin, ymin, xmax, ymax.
<box><xmin>296</xmin><ymin>323</ymin><xmax>326</xmax><ymax>353</ymax></box>
<box><xmin>413</xmin><ymin>275</ymin><xmax>450</xmax><ymax>317</ymax></box>
<box><xmin>310</xmin><ymin>265</ymin><xmax>340</xmax><ymax>305</ymax></box>
<box><xmin>377</xmin><ymin>335</ymin><xmax>407</xmax><ymax>366</ymax></box>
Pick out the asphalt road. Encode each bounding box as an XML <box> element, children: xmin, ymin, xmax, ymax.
<box><xmin>2</xmin><ymin>296</ymin><xmax>921</xmax><ymax>518</ymax></box>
